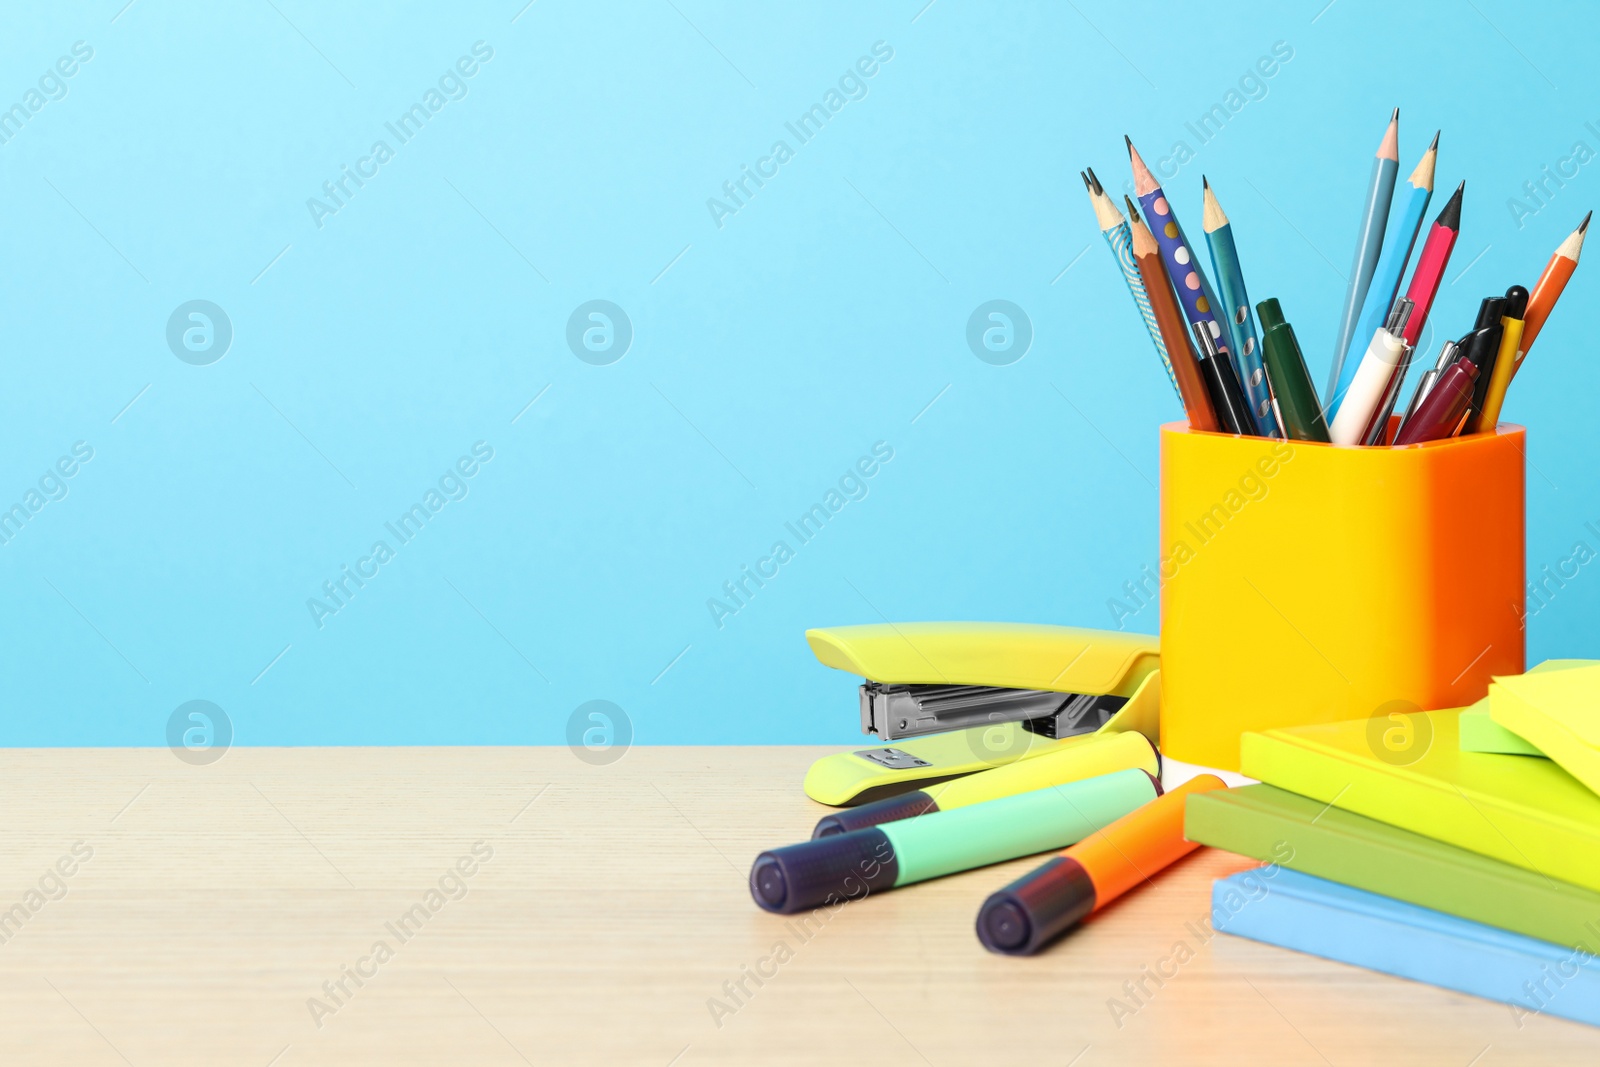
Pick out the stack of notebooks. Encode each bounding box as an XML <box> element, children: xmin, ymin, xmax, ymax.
<box><xmin>1185</xmin><ymin>659</ymin><xmax>1600</xmax><ymax>1028</ymax></box>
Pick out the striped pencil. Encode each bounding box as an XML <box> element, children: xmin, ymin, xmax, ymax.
<box><xmin>1127</xmin><ymin>137</ymin><xmax>1258</xmax><ymax>434</ymax></box>
<box><xmin>1326</xmin><ymin>108</ymin><xmax>1400</xmax><ymax>401</ymax></box>
<box><xmin>1397</xmin><ymin>181</ymin><xmax>1465</xmax><ymax>348</ymax></box>
<box><xmin>1082</xmin><ymin>168</ymin><xmax>1181</xmax><ymax>399</ymax></box>
<box><xmin>1124</xmin><ymin>198</ymin><xmax>1219</xmax><ymax>432</ymax></box>
<box><xmin>1201</xmin><ymin>177</ymin><xmax>1278</xmax><ymax>436</ymax></box>
<box><xmin>1329</xmin><ymin>131</ymin><xmax>1437</xmax><ymax>418</ymax></box>
<box><xmin>1513</xmin><ymin>210</ymin><xmax>1590</xmax><ymax>381</ymax></box>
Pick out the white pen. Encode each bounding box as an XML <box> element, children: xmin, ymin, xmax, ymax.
<box><xmin>1328</xmin><ymin>298</ymin><xmax>1414</xmax><ymax>446</ymax></box>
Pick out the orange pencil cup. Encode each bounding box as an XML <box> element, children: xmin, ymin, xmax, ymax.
<box><xmin>1158</xmin><ymin>422</ymin><xmax>1525</xmax><ymax>770</ymax></box>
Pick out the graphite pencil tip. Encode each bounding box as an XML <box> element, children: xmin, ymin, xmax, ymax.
<box><xmin>1123</xmin><ymin>194</ymin><xmax>1143</xmax><ymax>224</ymax></box>
<box><xmin>1378</xmin><ymin>109</ymin><xmax>1400</xmax><ymax>160</ymax></box>
<box><xmin>1202</xmin><ymin>174</ymin><xmax>1210</xmax><ymax>190</ymax></box>
<box><xmin>1080</xmin><ymin>170</ymin><xmax>1091</xmax><ymax>191</ymax></box>
<box><xmin>1408</xmin><ymin>131</ymin><xmax>1441</xmax><ymax>189</ymax></box>
<box><xmin>1085</xmin><ymin>166</ymin><xmax>1104</xmax><ymax>195</ymax></box>
<box><xmin>1126</xmin><ymin>138</ymin><xmax>1158</xmax><ymax>195</ymax></box>
<box><xmin>1436</xmin><ymin>181</ymin><xmax>1464</xmax><ymax>230</ymax></box>
<box><xmin>1201</xmin><ymin>179</ymin><xmax>1227</xmax><ymax>231</ymax></box>
<box><xmin>1557</xmin><ymin>211</ymin><xmax>1590</xmax><ymax>262</ymax></box>
<box><xmin>1124</xmin><ymin>133</ymin><xmax>1133</xmax><ymax>151</ymax></box>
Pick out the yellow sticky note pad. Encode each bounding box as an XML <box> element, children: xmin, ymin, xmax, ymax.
<box><xmin>1491</xmin><ymin>663</ymin><xmax>1600</xmax><ymax>797</ymax></box>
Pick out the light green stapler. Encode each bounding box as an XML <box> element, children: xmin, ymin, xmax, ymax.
<box><xmin>803</xmin><ymin>622</ymin><xmax>1160</xmax><ymax>805</ymax></box>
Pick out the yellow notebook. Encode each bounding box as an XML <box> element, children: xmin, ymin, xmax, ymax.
<box><xmin>1240</xmin><ymin>708</ymin><xmax>1600</xmax><ymax>893</ymax></box>
<box><xmin>1492</xmin><ymin>663</ymin><xmax>1600</xmax><ymax>800</ymax></box>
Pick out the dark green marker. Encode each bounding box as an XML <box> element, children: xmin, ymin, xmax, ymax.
<box><xmin>1256</xmin><ymin>298</ymin><xmax>1330</xmax><ymax>443</ymax></box>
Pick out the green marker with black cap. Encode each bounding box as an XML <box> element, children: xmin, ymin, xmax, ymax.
<box><xmin>749</xmin><ymin>768</ymin><xmax>1159</xmax><ymax>915</ymax></box>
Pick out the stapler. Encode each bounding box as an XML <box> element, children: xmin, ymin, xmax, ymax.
<box><xmin>802</xmin><ymin>623</ymin><xmax>1160</xmax><ymax>805</ymax></box>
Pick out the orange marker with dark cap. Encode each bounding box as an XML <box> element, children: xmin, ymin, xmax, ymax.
<box><xmin>976</xmin><ymin>774</ymin><xmax>1227</xmax><ymax>955</ymax></box>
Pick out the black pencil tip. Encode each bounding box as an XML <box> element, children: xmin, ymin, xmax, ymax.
<box><xmin>1428</xmin><ymin>130</ymin><xmax>1440</xmax><ymax>151</ymax></box>
<box><xmin>1391</xmin><ymin>107</ymin><xmax>1400</xmax><ymax>122</ymax></box>
<box><xmin>1080</xmin><ymin>170</ymin><xmax>1090</xmax><ymax>190</ymax></box>
<box><xmin>1437</xmin><ymin>182</ymin><xmax>1464</xmax><ymax>229</ymax></box>
<box><xmin>1202</xmin><ymin>174</ymin><xmax>1210</xmax><ymax>190</ymax></box>
<box><xmin>1124</xmin><ymin>133</ymin><xmax>1133</xmax><ymax>152</ymax></box>
<box><xmin>1582</xmin><ymin>210</ymin><xmax>1592</xmax><ymax>234</ymax></box>
<box><xmin>1123</xmin><ymin>195</ymin><xmax>1142</xmax><ymax>223</ymax></box>
<box><xmin>1086</xmin><ymin>166</ymin><xmax>1104</xmax><ymax>195</ymax></box>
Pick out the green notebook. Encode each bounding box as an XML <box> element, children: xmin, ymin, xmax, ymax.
<box><xmin>1186</xmin><ymin>784</ymin><xmax>1600</xmax><ymax>952</ymax></box>
<box><xmin>1240</xmin><ymin>708</ymin><xmax>1600</xmax><ymax>893</ymax></box>
<box><xmin>1459</xmin><ymin>659</ymin><xmax>1594</xmax><ymax>756</ymax></box>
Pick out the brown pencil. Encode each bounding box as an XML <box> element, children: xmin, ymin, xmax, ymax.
<box><xmin>1125</xmin><ymin>196</ymin><xmax>1219</xmax><ymax>432</ymax></box>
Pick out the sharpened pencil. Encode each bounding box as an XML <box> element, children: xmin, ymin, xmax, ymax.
<box><xmin>1125</xmin><ymin>197</ymin><xmax>1220</xmax><ymax>432</ymax></box>
<box><xmin>1514</xmin><ymin>210</ymin><xmax>1590</xmax><ymax>380</ymax></box>
<box><xmin>1329</xmin><ymin>130</ymin><xmax>1437</xmax><ymax>418</ymax></box>
<box><xmin>1128</xmin><ymin>136</ymin><xmax>1261</xmax><ymax>435</ymax></box>
<box><xmin>1201</xmin><ymin>177</ymin><xmax>1277</xmax><ymax>435</ymax></box>
<box><xmin>1396</xmin><ymin>181</ymin><xmax>1464</xmax><ymax>349</ymax></box>
<box><xmin>1326</xmin><ymin>109</ymin><xmax>1400</xmax><ymax>404</ymax></box>
<box><xmin>1082</xmin><ymin>168</ymin><xmax>1181</xmax><ymax>400</ymax></box>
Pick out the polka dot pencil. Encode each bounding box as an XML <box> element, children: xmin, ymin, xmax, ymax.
<box><xmin>1081</xmin><ymin>167</ymin><xmax>1181</xmax><ymax>400</ymax></box>
<box><xmin>1125</xmin><ymin>197</ymin><xmax>1220</xmax><ymax>433</ymax></box>
<box><xmin>1128</xmin><ymin>137</ymin><xmax>1264</xmax><ymax>436</ymax></box>
<box><xmin>1201</xmin><ymin>177</ymin><xmax>1279</xmax><ymax>437</ymax></box>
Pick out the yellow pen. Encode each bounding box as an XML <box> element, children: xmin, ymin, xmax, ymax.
<box><xmin>1469</xmin><ymin>285</ymin><xmax>1529</xmax><ymax>434</ymax></box>
<box><xmin>811</xmin><ymin>729</ymin><xmax>1158</xmax><ymax>837</ymax></box>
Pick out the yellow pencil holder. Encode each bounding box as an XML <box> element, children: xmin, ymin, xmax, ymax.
<box><xmin>1158</xmin><ymin>422</ymin><xmax>1526</xmax><ymax>770</ymax></box>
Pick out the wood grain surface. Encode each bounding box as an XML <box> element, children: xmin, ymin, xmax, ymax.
<box><xmin>0</xmin><ymin>745</ymin><xmax>1594</xmax><ymax>1065</ymax></box>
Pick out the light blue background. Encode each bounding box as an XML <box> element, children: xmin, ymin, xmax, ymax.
<box><xmin>3</xmin><ymin>0</ymin><xmax>1597</xmax><ymax>746</ymax></box>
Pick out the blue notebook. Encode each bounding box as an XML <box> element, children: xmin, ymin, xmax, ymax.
<box><xmin>1212</xmin><ymin>869</ymin><xmax>1600</xmax><ymax>1028</ymax></box>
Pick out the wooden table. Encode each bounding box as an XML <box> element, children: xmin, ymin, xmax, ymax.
<box><xmin>1</xmin><ymin>745</ymin><xmax>1595</xmax><ymax>1065</ymax></box>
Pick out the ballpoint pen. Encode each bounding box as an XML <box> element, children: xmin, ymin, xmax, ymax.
<box><xmin>1400</xmin><ymin>339</ymin><xmax>1458</xmax><ymax>426</ymax></box>
<box><xmin>1328</xmin><ymin>298</ymin><xmax>1414</xmax><ymax>446</ymax></box>
<box><xmin>1191</xmin><ymin>321</ymin><xmax>1254</xmax><ymax>435</ymax></box>
<box><xmin>1469</xmin><ymin>286</ymin><xmax>1530</xmax><ymax>434</ymax></box>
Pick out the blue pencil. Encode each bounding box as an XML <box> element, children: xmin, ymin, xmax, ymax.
<box><xmin>1328</xmin><ymin>132</ymin><xmax>1438</xmax><ymax>417</ymax></box>
<box><xmin>1083</xmin><ymin>169</ymin><xmax>1180</xmax><ymax>400</ymax></box>
<box><xmin>1201</xmin><ymin>178</ymin><xmax>1276</xmax><ymax>436</ymax></box>
<box><xmin>1129</xmin><ymin>136</ymin><xmax>1266</xmax><ymax>437</ymax></box>
<box><xmin>1325</xmin><ymin>109</ymin><xmax>1400</xmax><ymax>403</ymax></box>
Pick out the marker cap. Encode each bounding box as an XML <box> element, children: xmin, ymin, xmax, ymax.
<box><xmin>750</xmin><ymin>827</ymin><xmax>899</xmax><ymax>914</ymax></box>
<box><xmin>813</xmin><ymin>791</ymin><xmax>937</xmax><ymax>838</ymax></box>
<box><xmin>976</xmin><ymin>856</ymin><xmax>1096</xmax><ymax>955</ymax></box>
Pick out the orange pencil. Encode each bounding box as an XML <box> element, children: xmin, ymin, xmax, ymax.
<box><xmin>1126</xmin><ymin>198</ymin><xmax>1220</xmax><ymax>433</ymax></box>
<box><xmin>976</xmin><ymin>774</ymin><xmax>1227</xmax><ymax>955</ymax></box>
<box><xmin>1512</xmin><ymin>211</ymin><xmax>1589</xmax><ymax>382</ymax></box>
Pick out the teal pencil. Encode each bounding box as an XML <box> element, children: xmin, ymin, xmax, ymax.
<box><xmin>1328</xmin><ymin>132</ymin><xmax>1438</xmax><ymax>418</ymax></box>
<box><xmin>1325</xmin><ymin>108</ymin><xmax>1400</xmax><ymax>402</ymax></box>
<box><xmin>1201</xmin><ymin>178</ymin><xmax>1278</xmax><ymax>437</ymax></box>
<box><xmin>1083</xmin><ymin>169</ymin><xmax>1181</xmax><ymax>400</ymax></box>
